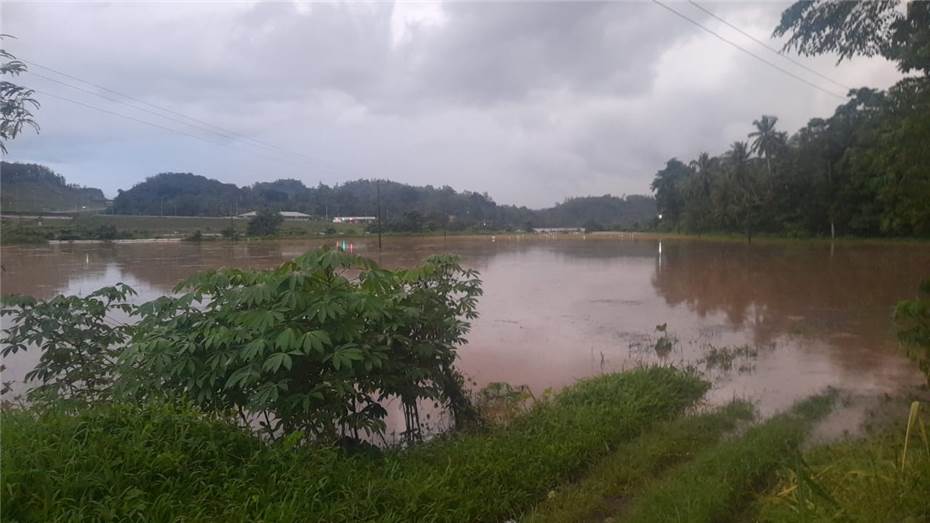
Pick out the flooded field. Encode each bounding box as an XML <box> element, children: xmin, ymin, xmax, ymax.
<box><xmin>2</xmin><ymin>236</ymin><xmax>928</xmax><ymax>422</ymax></box>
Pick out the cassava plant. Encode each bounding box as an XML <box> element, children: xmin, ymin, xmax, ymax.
<box><xmin>122</xmin><ymin>248</ymin><xmax>482</xmax><ymax>443</ymax></box>
<box><xmin>1</xmin><ymin>284</ymin><xmax>135</xmax><ymax>405</ymax></box>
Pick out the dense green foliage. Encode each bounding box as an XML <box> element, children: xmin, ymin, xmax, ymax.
<box><xmin>774</xmin><ymin>0</ymin><xmax>930</xmax><ymax>74</ymax></box>
<box><xmin>651</xmin><ymin>79</ymin><xmax>930</xmax><ymax>239</ymax></box>
<box><xmin>651</xmin><ymin>0</ymin><xmax>930</xmax><ymax>239</ymax></box>
<box><xmin>895</xmin><ymin>279</ymin><xmax>930</xmax><ymax>384</ymax></box>
<box><xmin>0</xmin><ymin>162</ymin><xmax>108</xmax><ymax>212</ymax></box>
<box><xmin>1</xmin><ymin>284</ymin><xmax>135</xmax><ymax>405</ymax></box>
<box><xmin>525</xmin><ymin>400</ymin><xmax>755</xmax><ymax>523</ymax></box>
<box><xmin>1</xmin><ymin>38</ymin><xmax>40</xmax><ymax>155</ymax></box>
<box><xmin>125</xmin><ymin>249</ymin><xmax>481</xmax><ymax>442</ymax></box>
<box><xmin>110</xmin><ymin>172</ymin><xmax>242</xmax><ymax>216</ymax></box>
<box><xmin>107</xmin><ymin>173</ymin><xmax>656</xmax><ymax>231</ymax></box>
<box><xmin>622</xmin><ymin>391</ymin><xmax>836</xmax><ymax>523</ymax></box>
<box><xmin>0</xmin><ymin>367</ymin><xmax>709</xmax><ymax>522</ymax></box>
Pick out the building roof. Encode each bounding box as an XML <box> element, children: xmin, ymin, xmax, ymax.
<box><xmin>237</xmin><ymin>210</ymin><xmax>311</xmax><ymax>218</ymax></box>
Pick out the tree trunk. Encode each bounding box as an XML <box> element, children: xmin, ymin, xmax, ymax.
<box><xmin>830</xmin><ymin>218</ymin><xmax>835</xmax><ymax>241</ymax></box>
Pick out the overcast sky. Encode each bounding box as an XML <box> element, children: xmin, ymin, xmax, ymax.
<box><xmin>2</xmin><ymin>1</ymin><xmax>902</xmax><ymax>208</ymax></box>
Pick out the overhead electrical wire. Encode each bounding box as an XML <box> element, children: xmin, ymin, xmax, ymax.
<box><xmin>651</xmin><ymin>0</ymin><xmax>847</xmax><ymax>100</ymax></box>
<box><xmin>22</xmin><ymin>58</ymin><xmax>359</xmax><ymax>176</ymax></box>
<box><xmin>687</xmin><ymin>0</ymin><xmax>852</xmax><ymax>92</ymax></box>
<box><xmin>33</xmin><ymin>89</ymin><xmax>324</xmax><ymax>171</ymax></box>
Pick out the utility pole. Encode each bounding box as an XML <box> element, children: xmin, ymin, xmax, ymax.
<box><xmin>376</xmin><ymin>179</ymin><xmax>383</xmax><ymax>250</ymax></box>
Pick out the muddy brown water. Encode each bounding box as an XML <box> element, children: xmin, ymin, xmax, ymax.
<box><xmin>2</xmin><ymin>236</ymin><xmax>928</xmax><ymax>435</ymax></box>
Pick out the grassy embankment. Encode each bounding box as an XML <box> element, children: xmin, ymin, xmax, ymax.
<box><xmin>526</xmin><ymin>391</ymin><xmax>836</xmax><ymax>523</ymax></box>
<box><xmin>0</xmin><ymin>215</ymin><xmax>362</xmax><ymax>244</ymax></box>
<box><xmin>0</xmin><ymin>214</ymin><xmax>528</xmax><ymax>244</ymax></box>
<box><xmin>3</xmin><ymin>363</ymin><xmax>925</xmax><ymax>522</ymax></box>
<box><xmin>1</xmin><ymin>366</ymin><xmax>708</xmax><ymax>522</ymax></box>
<box><xmin>590</xmin><ymin>230</ymin><xmax>930</xmax><ymax>246</ymax></box>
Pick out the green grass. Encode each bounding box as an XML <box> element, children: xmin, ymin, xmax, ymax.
<box><xmin>619</xmin><ymin>390</ymin><xmax>837</xmax><ymax>523</ymax></box>
<box><xmin>1</xmin><ymin>366</ymin><xmax>708</xmax><ymax>522</ymax></box>
<box><xmin>523</xmin><ymin>399</ymin><xmax>755</xmax><ymax>523</ymax></box>
<box><xmin>615</xmin><ymin>231</ymin><xmax>930</xmax><ymax>246</ymax></box>
<box><xmin>753</xmin><ymin>403</ymin><xmax>930</xmax><ymax>522</ymax></box>
<box><xmin>0</xmin><ymin>215</ymin><xmax>362</xmax><ymax>244</ymax></box>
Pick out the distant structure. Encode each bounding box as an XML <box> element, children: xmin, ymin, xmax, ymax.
<box><xmin>237</xmin><ymin>211</ymin><xmax>312</xmax><ymax>220</ymax></box>
<box><xmin>332</xmin><ymin>216</ymin><xmax>377</xmax><ymax>224</ymax></box>
<box><xmin>532</xmin><ymin>227</ymin><xmax>584</xmax><ymax>233</ymax></box>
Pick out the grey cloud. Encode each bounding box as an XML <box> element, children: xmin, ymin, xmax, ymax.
<box><xmin>0</xmin><ymin>1</ymin><xmax>904</xmax><ymax>208</ymax></box>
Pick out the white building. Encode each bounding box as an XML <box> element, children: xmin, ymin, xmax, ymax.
<box><xmin>237</xmin><ymin>211</ymin><xmax>312</xmax><ymax>220</ymax></box>
<box><xmin>532</xmin><ymin>227</ymin><xmax>585</xmax><ymax>233</ymax></box>
<box><xmin>332</xmin><ymin>216</ymin><xmax>377</xmax><ymax>224</ymax></box>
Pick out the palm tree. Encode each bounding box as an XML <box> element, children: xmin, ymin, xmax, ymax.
<box><xmin>687</xmin><ymin>153</ymin><xmax>715</xmax><ymax>233</ymax></box>
<box><xmin>749</xmin><ymin>115</ymin><xmax>786</xmax><ymax>176</ymax></box>
<box><xmin>728</xmin><ymin>141</ymin><xmax>751</xmax><ymax>167</ymax></box>
<box><xmin>728</xmin><ymin>141</ymin><xmax>756</xmax><ymax>243</ymax></box>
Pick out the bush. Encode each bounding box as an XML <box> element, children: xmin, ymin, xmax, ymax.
<box><xmin>126</xmin><ymin>249</ymin><xmax>482</xmax><ymax>443</ymax></box>
<box><xmin>95</xmin><ymin>223</ymin><xmax>118</xmax><ymax>240</ymax></box>
<box><xmin>221</xmin><ymin>224</ymin><xmax>239</xmax><ymax>240</ymax></box>
<box><xmin>246</xmin><ymin>209</ymin><xmax>283</xmax><ymax>236</ymax></box>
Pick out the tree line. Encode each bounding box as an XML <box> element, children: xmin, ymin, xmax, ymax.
<box><xmin>108</xmin><ymin>172</ymin><xmax>657</xmax><ymax>232</ymax></box>
<box><xmin>651</xmin><ymin>0</ymin><xmax>930</xmax><ymax>240</ymax></box>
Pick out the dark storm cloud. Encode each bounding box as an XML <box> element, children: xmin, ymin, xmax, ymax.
<box><xmin>1</xmin><ymin>1</ymin><xmax>902</xmax><ymax>208</ymax></box>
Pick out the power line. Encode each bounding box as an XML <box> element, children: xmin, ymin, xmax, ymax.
<box><xmin>22</xmin><ymin>58</ymin><xmax>357</xmax><ymax>174</ymax></box>
<box><xmin>688</xmin><ymin>1</ymin><xmax>852</xmax><ymax>91</ymax></box>
<box><xmin>28</xmin><ymin>71</ymin><xmax>238</xmax><ymax>142</ymax></box>
<box><xmin>34</xmin><ymin>89</ymin><xmax>321</xmax><ymax>171</ymax></box>
<box><xmin>651</xmin><ymin>0</ymin><xmax>846</xmax><ymax>100</ymax></box>
<box><xmin>35</xmin><ymin>89</ymin><xmax>221</xmax><ymax>144</ymax></box>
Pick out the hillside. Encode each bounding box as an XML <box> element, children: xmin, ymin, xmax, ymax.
<box><xmin>112</xmin><ymin>173</ymin><xmax>656</xmax><ymax>231</ymax></box>
<box><xmin>1</xmin><ymin>162</ymin><xmax>109</xmax><ymax>213</ymax></box>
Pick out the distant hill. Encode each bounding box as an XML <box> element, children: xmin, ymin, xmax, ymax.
<box><xmin>111</xmin><ymin>173</ymin><xmax>656</xmax><ymax>230</ymax></box>
<box><xmin>110</xmin><ymin>172</ymin><xmax>242</xmax><ymax>216</ymax></box>
<box><xmin>535</xmin><ymin>194</ymin><xmax>657</xmax><ymax>229</ymax></box>
<box><xmin>1</xmin><ymin>162</ymin><xmax>109</xmax><ymax>213</ymax></box>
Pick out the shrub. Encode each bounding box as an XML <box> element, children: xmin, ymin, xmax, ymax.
<box><xmin>124</xmin><ymin>249</ymin><xmax>482</xmax><ymax>443</ymax></box>
<box><xmin>2</xmin><ymin>249</ymin><xmax>483</xmax><ymax>444</ymax></box>
<box><xmin>246</xmin><ymin>208</ymin><xmax>283</xmax><ymax>236</ymax></box>
<box><xmin>95</xmin><ymin>223</ymin><xmax>118</xmax><ymax>240</ymax></box>
<box><xmin>221</xmin><ymin>223</ymin><xmax>239</xmax><ymax>240</ymax></box>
